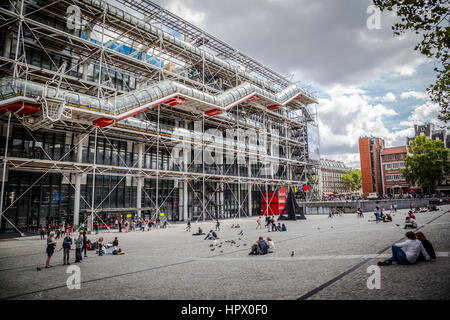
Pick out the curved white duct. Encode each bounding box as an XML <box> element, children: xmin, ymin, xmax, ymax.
<box><xmin>0</xmin><ymin>77</ymin><xmax>309</xmax><ymax>125</ymax></box>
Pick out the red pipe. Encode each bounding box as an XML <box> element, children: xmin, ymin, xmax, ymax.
<box><xmin>0</xmin><ymin>102</ymin><xmax>41</xmax><ymax>115</ymax></box>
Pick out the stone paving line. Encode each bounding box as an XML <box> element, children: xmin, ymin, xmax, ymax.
<box><xmin>123</xmin><ymin>252</ymin><xmax>450</xmax><ymax>261</ymax></box>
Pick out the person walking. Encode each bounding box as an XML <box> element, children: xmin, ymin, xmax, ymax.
<box><xmin>186</xmin><ymin>219</ymin><xmax>191</xmax><ymax>232</ymax></box>
<box><xmin>82</xmin><ymin>230</ymin><xmax>88</xmax><ymax>257</ymax></box>
<box><xmin>40</xmin><ymin>225</ymin><xmax>45</xmax><ymax>240</ymax></box>
<box><xmin>45</xmin><ymin>232</ymin><xmax>57</xmax><ymax>268</ymax></box>
<box><xmin>215</xmin><ymin>220</ymin><xmax>220</xmax><ymax>231</ymax></box>
<box><xmin>256</xmin><ymin>217</ymin><xmax>262</xmax><ymax>229</ymax></box>
<box><xmin>75</xmin><ymin>231</ymin><xmax>83</xmax><ymax>263</ymax></box>
<box><xmin>62</xmin><ymin>232</ymin><xmax>72</xmax><ymax>266</ymax></box>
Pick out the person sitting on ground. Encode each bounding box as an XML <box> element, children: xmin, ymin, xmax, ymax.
<box><xmin>408</xmin><ymin>211</ymin><xmax>416</xmax><ymax>220</ymax></box>
<box><xmin>266</xmin><ymin>237</ymin><xmax>275</xmax><ymax>253</ymax></box>
<box><xmin>192</xmin><ymin>227</ymin><xmax>204</xmax><ymax>236</ymax></box>
<box><xmin>257</xmin><ymin>236</ymin><xmax>269</xmax><ymax>255</ymax></box>
<box><xmin>277</xmin><ymin>223</ymin><xmax>282</xmax><ymax>232</ymax></box>
<box><xmin>231</xmin><ymin>224</ymin><xmax>235</xmax><ymax>228</ymax></box>
<box><xmin>249</xmin><ymin>242</ymin><xmax>261</xmax><ymax>255</ymax></box>
<box><xmin>235</xmin><ymin>224</ymin><xmax>240</xmax><ymax>228</ymax></box>
<box><xmin>404</xmin><ymin>216</ymin><xmax>417</xmax><ymax>229</ymax></box>
<box><xmin>415</xmin><ymin>231</ymin><xmax>436</xmax><ymax>262</ymax></box>
<box><xmin>383</xmin><ymin>213</ymin><xmax>392</xmax><ymax>222</ymax></box>
<box><xmin>97</xmin><ymin>237</ymin><xmax>104</xmax><ymax>256</ymax></box>
<box><xmin>281</xmin><ymin>224</ymin><xmax>287</xmax><ymax>232</ymax></box>
<box><xmin>378</xmin><ymin>231</ymin><xmax>430</xmax><ymax>266</ymax></box>
<box><xmin>204</xmin><ymin>230</ymin><xmax>214</xmax><ymax>240</ymax></box>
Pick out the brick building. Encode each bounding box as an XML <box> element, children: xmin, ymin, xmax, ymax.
<box><xmin>381</xmin><ymin>146</ymin><xmax>410</xmax><ymax>195</ymax></box>
<box><xmin>358</xmin><ymin>136</ymin><xmax>385</xmax><ymax>196</ymax></box>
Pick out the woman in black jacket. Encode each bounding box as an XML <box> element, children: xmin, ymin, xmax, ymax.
<box><xmin>415</xmin><ymin>231</ymin><xmax>436</xmax><ymax>262</ymax></box>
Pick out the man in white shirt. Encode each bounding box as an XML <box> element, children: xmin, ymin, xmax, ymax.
<box><xmin>378</xmin><ymin>231</ymin><xmax>430</xmax><ymax>266</ymax></box>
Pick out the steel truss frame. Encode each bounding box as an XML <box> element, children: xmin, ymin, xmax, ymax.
<box><xmin>0</xmin><ymin>0</ymin><xmax>319</xmax><ymax>233</ymax></box>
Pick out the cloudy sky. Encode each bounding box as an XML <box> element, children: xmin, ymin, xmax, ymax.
<box><xmin>150</xmin><ymin>0</ymin><xmax>444</xmax><ymax>168</ymax></box>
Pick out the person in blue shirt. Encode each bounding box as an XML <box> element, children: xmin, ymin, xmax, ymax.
<box><xmin>281</xmin><ymin>224</ymin><xmax>287</xmax><ymax>232</ymax></box>
<box><xmin>62</xmin><ymin>233</ymin><xmax>73</xmax><ymax>265</ymax></box>
<box><xmin>257</xmin><ymin>237</ymin><xmax>268</xmax><ymax>255</ymax></box>
<box><xmin>204</xmin><ymin>230</ymin><xmax>214</xmax><ymax>240</ymax></box>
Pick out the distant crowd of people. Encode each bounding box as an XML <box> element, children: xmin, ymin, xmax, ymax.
<box><xmin>45</xmin><ymin>229</ymin><xmax>123</xmax><ymax>268</ymax></box>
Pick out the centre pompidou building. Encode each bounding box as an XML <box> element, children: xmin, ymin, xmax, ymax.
<box><xmin>0</xmin><ymin>0</ymin><xmax>319</xmax><ymax>232</ymax></box>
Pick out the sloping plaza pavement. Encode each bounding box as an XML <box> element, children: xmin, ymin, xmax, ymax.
<box><xmin>0</xmin><ymin>206</ymin><xmax>449</xmax><ymax>300</ymax></box>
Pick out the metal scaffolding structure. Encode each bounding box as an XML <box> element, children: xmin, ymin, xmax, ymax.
<box><xmin>0</xmin><ymin>0</ymin><xmax>319</xmax><ymax>233</ymax></box>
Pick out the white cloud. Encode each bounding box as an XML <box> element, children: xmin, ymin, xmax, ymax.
<box><xmin>318</xmin><ymin>85</ymin><xmax>398</xmax><ymax>168</ymax></box>
<box><xmin>400</xmin><ymin>91</ymin><xmax>428</xmax><ymax>100</ymax></box>
<box><xmin>165</xmin><ymin>1</ymin><xmax>206</xmax><ymax>27</ymax></box>
<box><xmin>382</xmin><ymin>92</ymin><xmax>396</xmax><ymax>102</ymax></box>
<box><xmin>400</xmin><ymin>102</ymin><xmax>443</xmax><ymax>127</ymax></box>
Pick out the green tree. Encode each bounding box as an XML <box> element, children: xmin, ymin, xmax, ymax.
<box><xmin>341</xmin><ymin>169</ymin><xmax>362</xmax><ymax>193</ymax></box>
<box><xmin>402</xmin><ymin>135</ymin><xmax>450</xmax><ymax>194</ymax></box>
<box><xmin>372</xmin><ymin>0</ymin><xmax>449</xmax><ymax>120</ymax></box>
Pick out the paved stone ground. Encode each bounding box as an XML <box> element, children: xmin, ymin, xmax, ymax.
<box><xmin>0</xmin><ymin>206</ymin><xmax>449</xmax><ymax>300</ymax></box>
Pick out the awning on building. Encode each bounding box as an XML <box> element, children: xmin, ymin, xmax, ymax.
<box><xmin>436</xmin><ymin>186</ymin><xmax>450</xmax><ymax>191</ymax></box>
<box><xmin>323</xmin><ymin>192</ymin><xmax>334</xmax><ymax>195</ymax></box>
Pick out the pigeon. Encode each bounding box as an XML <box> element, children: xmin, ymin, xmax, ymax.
<box><xmin>36</xmin><ymin>267</ymin><xmax>41</xmax><ymax>271</ymax></box>
<box><xmin>243</xmin><ymin>244</ymin><xmax>247</xmax><ymax>246</ymax></box>
<box><xmin>291</xmin><ymin>251</ymin><xmax>295</xmax><ymax>257</ymax></box>
<box><xmin>395</xmin><ymin>224</ymin><xmax>400</xmax><ymax>227</ymax></box>
<box><xmin>220</xmin><ymin>250</ymin><xmax>223</xmax><ymax>253</ymax></box>
<box><xmin>210</xmin><ymin>248</ymin><xmax>215</xmax><ymax>251</ymax></box>
<box><xmin>331</xmin><ymin>226</ymin><xmax>333</xmax><ymax>228</ymax></box>
<box><xmin>238</xmin><ymin>230</ymin><xmax>244</xmax><ymax>236</ymax></box>
<box><xmin>218</xmin><ymin>245</ymin><xmax>222</xmax><ymax>248</ymax></box>
<box><xmin>238</xmin><ymin>238</ymin><xmax>242</xmax><ymax>240</ymax></box>
<box><xmin>317</xmin><ymin>227</ymin><xmax>320</xmax><ymax>230</ymax></box>
<box><xmin>236</xmin><ymin>245</ymin><xmax>240</xmax><ymax>247</ymax></box>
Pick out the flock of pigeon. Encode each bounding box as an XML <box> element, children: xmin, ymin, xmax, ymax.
<box><xmin>210</xmin><ymin>229</ymin><xmax>246</xmax><ymax>254</ymax></box>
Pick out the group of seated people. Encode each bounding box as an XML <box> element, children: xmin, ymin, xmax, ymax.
<box><xmin>94</xmin><ymin>237</ymin><xmax>124</xmax><ymax>255</ymax></box>
<box><xmin>249</xmin><ymin>237</ymin><xmax>275</xmax><ymax>255</ymax></box>
<box><xmin>231</xmin><ymin>224</ymin><xmax>241</xmax><ymax>228</ymax></box>
<box><xmin>270</xmin><ymin>223</ymin><xmax>287</xmax><ymax>232</ymax></box>
<box><xmin>405</xmin><ymin>211</ymin><xmax>418</xmax><ymax>229</ymax></box>
<box><xmin>378</xmin><ymin>231</ymin><xmax>436</xmax><ymax>266</ymax></box>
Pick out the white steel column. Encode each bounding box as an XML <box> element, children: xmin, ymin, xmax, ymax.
<box><xmin>0</xmin><ymin>113</ymin><xmax>11</xmax><ymax>226</ymax></box>
<box><xmin>73</xmin><ymin>133</ymin><xmax>84</xmax><ymax>227</ymax></box>
<box><xmin>89</xmin><ymin>127</ymin><xmax>98</xmax><ymax>233</ymax></box>
<box><xmin>183</xmin><ymin>121</ymin><xmax>189</xmax><ymax>221</ymax></box>
<box><xmin>136</xmin><ymin>142</ymin><xmax>144</xmax><ymax>218</ymax></box>
<box><xmin>248</xmin><ymin>158</ymin><xmax>252</xmax><ymax>216</ymax></box>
